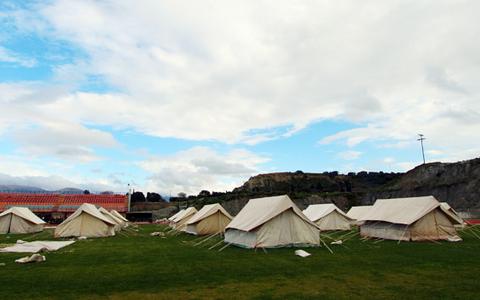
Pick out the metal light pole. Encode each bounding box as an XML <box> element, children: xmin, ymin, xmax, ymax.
<box><xmin>417</xmin><ymin>134</ymin><xmax>426</xmax><ymax>164</ymax></box>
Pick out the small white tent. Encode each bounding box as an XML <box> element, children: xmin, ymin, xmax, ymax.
<box><xmin>359</xmin><ymin>196</ymin><xmax>461</xmax><ymax>241</ymax></box>
<box><xmin>347</xmin><ymin>205</ymin><xmax>372</xmax><ymax>225</ymax></box>
<box><xmin>168</xmin><ymin>209</ymin><xmax>185</xmax><ymax>226</ymax></box>
<box><xmin>0</xmin><ymin>207</ymin><xmax>45</xmax><ymax>234</ymax></box>
<box><xmin>172</xmin><ymin>207</ymin><xmax>198</xmax><ymax>231</ymax></box>
<box><xmin>55</xmin><ymin>203</ymin><xmax>116</xmax><ymax>238</ymax></box>
<box><xmin>186</xmin><ymin>203</ymin><xmax>233</xmax><ymax>235</ymax></box>
<box><xmin>303</xmin><ymin>204</ymin><xmax>352</xmax><ymax>231</ymax></box>
<box><xmin>98</xmin><ymin>207</ymin><xmax>124</xmax><ymax>232</ymax></box>
<box><xmin>224</xmin><ymin>195</ymin><xmax>320</xmax><ymax>248</ymax></box>
<box><xmin>110</xmin><ymin>210</ymin><xmax>129</xmax><ymax>223</ymax></box>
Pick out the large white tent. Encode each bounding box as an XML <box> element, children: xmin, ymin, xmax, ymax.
<box><xmin>171</xmin><ymin>207</ymin><xmax>198</xmax><ymax>231</ymax></box>
<box><xmin>347</xmin><ymin>205</ymin><xmax>372</xmax><ymax>225</ymax></box>
<box><xmin>303</xmin><ymin>204</ymin><xmax>352</xmax><ymax>231</ymax></box>
<box><xmin>224</xmin><ymin>195</ymin><xmax>320</xmax><ymax>248</ymax></box>
<box><xmin>55</xmin><ymin>203</ymin><xmax>116</xmax><ymax>238</ymax></box>
<box><xmin>359</xmin><ymin>196</ymin><xmax>462</xmax><ymax>241</ymax></box>
<box><xmin>0</xmin><ymin>207</ymin><xmax>45</xmax><ymax>234</ymax></box>
<box><xmin>186</xmin><ymin>203</ymin><xmax>233</xmax><ymax>235</ymax></box>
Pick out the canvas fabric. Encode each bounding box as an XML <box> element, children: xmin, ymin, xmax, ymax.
<box><xmin>110</xmin><ymin>210</ymin><xmax>129</xmax><ymax>222</ymax></box>
<box><xmin>173</xmin><ymin>207</ymin><xmax>198</xmax><ymax>231</ymax></box>
<box><xmin>186</xmin><ymin>210</ymin><xmax>232</xmax><ymax>235</ymax></box>
<box><xmin>360</xmin><ymin>208</ymin><xmax>458</xmax><ymax>241</ymax></box>
<box><xmin>0</xmin><ymin>207</ymin><xmax>45</xmax><ymax>234</ymax></box>
<box><xmin>54</xmin><ymin>203</ymin><xmax>116</xmax><ymax>238</ymax></box>
<box><xmin>359</xmin><ymin>196</ymin><xmax>442</xmax><ymax>225</ymax></box>
<box><xmin>226</xmin><ymin>195</ymin><xmax>318</xmax><ymax>232</ymax></box>
<box><xmin>98</xmin><ymin>207</ymin><xmax>124</xmax><ymax>231</ymax></box>
<box><xmin>313</xmin><ymin>210</ymin><xmax>351</xmax><ymax>231</ymax></box>
<box><xmin>303</xmin><ymin>204</ymin><xmax>351</xmax><ymax>222</ymax></box>
<box><xmin>224</xmin><ymin>208</ymin><xmax>320</xmax><ymax>248</ymax></box>
<box><xmin>168</xmin><ymin>209</ymin><xmax>185</xmax><ymax>222</ymax></box>
<box><xmin>347</xmin><ymin>206</ymin><xmax>372</xmax><ymax>220</ymax></box>
<box><xmin>0</xmin><ymin>241</ymin><xmax>75</xmax><ymax>253</ymax></box>
<box><xmin>439</xmin><ymin>203</ymin><xmax>464</xmax><ymax>225</ymax></box>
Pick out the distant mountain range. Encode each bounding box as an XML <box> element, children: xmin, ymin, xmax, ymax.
<box><xmin>0</xmin><ymin>185</ymin><xmax>85</xmax><ymax>194</ymax></box>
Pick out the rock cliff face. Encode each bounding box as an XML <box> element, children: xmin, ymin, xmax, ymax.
<box><xmin>173</xmin><ymin>157</ymin><xmax>480</xmax><ymax>215</ymax></box>
<box><xmin>366</xmin><ymin>158</ymin><xmax>480</xmax><ymax>209</ymax></box>
<box><xmin>234</xmin><ymin>171</ymin><xmax>401</xmax><ymax>194</ymax></box>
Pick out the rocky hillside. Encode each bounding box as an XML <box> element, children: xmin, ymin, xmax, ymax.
<box><xmin>366</xmin><ymin>158</ymin><xmax>480</xmax><ymax>210</ymax></box>
<box><xmin>172</xmin><ymin>157</ymin><xmax>480</xmax><ymax>215</ymax></box>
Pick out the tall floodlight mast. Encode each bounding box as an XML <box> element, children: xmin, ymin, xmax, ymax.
<box><xmin>417</xmin><ymin>134</ymin><xmax>426</xmax><ymax>164</ymax></box>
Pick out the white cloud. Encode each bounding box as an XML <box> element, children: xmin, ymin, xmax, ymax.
<box><xmin>337</xmin><ymin>150</ymin><xmax>362</xmax><ymax>161</ymax></box>
<box><xmin>0</xmin><ymin>1</ymin><xmax>479</xmax><ymax>191</ymax></box>
<box><xmin>3</xmin><ymin>0</ymin><xmax>475</xmax><ymax>150</ymax></box>
<box><xmin>0</xmin><ymin>46</ymin><xmax>36</xmax><ymax>67</ymax></box>
<box><xmin>138</xmin><ymin>146</ymin><xmax>269</xmax><ymax>195</ymax></box>
<box><xmin>383</xmin><ymin>157</ymin><xmax>395</xmax><ymax>164</ymax></box>
<box><xmin>14</xmin><ymin>122</ymin><xmax>119</xmax><ymax>162</ymax></box>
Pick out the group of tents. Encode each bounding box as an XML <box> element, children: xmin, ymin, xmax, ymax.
<box><xmin>168</xmin><ymin>194</ymin><xmax>465</xmax><ymax>249</ymax></box>
<box><xmin>0</xmin><ymin>203</ymin><xmax>128</xmax><ymax>238</ymax></box>
<box><xmin>1</xmin><ymin>194</ymin><xmax>466</xmax><ymax>249</ymax></box>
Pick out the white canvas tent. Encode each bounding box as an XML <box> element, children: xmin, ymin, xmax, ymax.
<box><xmin>359</xmin><ymin>196</ymin><xmax>461</xmax><ymax>241</ymax></box>
<box><xmin>54</xmin><ymin>203</ymin><xmax>116</xmax><ymax>238</ymax></box>
<box><xmin>224</xmin><ymin>195</ymin><xmax>320</xmax><ymax>248</ymax></box>
<box><xmin>347</xmin><ymin>205</ymin><xmax>372</xmax><ymax>225</ymax></box>
<box><xmin>0</xmin><ymin>207</ymin><xmax>45</xmax><ymax>234</ymax></box>
<box><xmin>110</xmin><ymin>210</ymin><xmax>129</xmax><ymax>223</ymax></box>
<box><xmin>303</xmin><ymin>204</ymin><xmax>352</xmax><ymax>231</ymax></box>
<box><xmin>186</xmin><ymin>203</ymin><xmax>233</xmax><ymax>235</ymax></box>
<box><xmin>98</xmin><ymin>207</ymin><xmax>124</xmax><ymax>232</ymax></box>
<box><xmin>168</xmin><ymin>209</ymin><xmax>185</xmax><ymax>226</ymax></box>
<box><xmin>172</xmin><ymin>207</ymin><xmax>198</xmax><ymax>231</ymax></box>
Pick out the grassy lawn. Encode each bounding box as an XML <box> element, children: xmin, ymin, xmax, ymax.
<box><xmin>0</xmin><ymin>225</ymin><xmax>479</xmax><ymax>299</ymax></box>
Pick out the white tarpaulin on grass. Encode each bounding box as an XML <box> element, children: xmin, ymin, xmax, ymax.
<box><xmin>1</xmin><ymin>241</ymin><xmax>75</xmax><ymax>253</ymax></box>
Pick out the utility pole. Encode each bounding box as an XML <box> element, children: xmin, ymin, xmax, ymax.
<box><xmin>417</xmin><ymin>134</ymin><xmax>426</xmax><ymax>164</ymax></box>
<box><xmin>127</xmin><ymin>183</ymin><xmax>131</xmax><ymax>212</ymax></box>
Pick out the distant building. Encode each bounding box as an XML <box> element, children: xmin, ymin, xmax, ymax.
<box><xmin>0</xmin><ymin>193</ymin><xmax>128</xmax><ymax>222</ymax></box>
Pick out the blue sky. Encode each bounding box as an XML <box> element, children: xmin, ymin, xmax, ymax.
<box><xmin>0</xmin><ymin>1</ymin><xmax>479</xmax><ymax>194</ymax></box>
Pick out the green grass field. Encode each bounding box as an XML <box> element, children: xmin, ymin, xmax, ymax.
<box><xmin>0</xmin><ymin>225</ymin><xmax>479</xmax><ymax>299</ymax></box>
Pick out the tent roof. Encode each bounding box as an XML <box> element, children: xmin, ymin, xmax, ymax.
<box><xmin>63</xmin><ymin>203</ymin><xmax>116</xmax><ymax>226</ymax></box>
<box><xmin>173</xmin><ymin>207</ymin><xmax>197</xmax><ymax>223</ymax></box>
<box><xmin>168</xmin><ymin>209</ymin><xmax>185</xmax><ymax>222</ymax></box>
<box><xmin>110</xmin><ymin>209</ymin><xmax>128</xmax><ymax>222</ymax></box>
<box><xmin>303</xmin><ymin>204</ymin><xmax>351</xmax><ymax>222</ymax></box>
<box><xmin>359</xmin><ymin>196</ymin><xmax>442</xmax><ymax>225</ymax></box>
<box><xmin>0</xmin><ymin>207</ymin><xmax>45</xmax><ymax>225</ymax></box>
<box><xmin>226</xmin><ymin>195</ymin><xmax>318</xmax><ymax>232</ymax></box>
<box><xmin>98</xmin><ymin>207</ymin><xmax>123</xmax><ymax>225</ymax></box>
<box><xmin>439</xmin><ymin>202</ymin><xmax>464</xmax><ymax>224</ymax></box>
<box><xmin>186</xmin><ymin>203</ymin><xmax>232</xmax><ymax>225</ymax></box>
<box><xmin>347</xmin><ymin>206</ymin><xmax>372</xmax><ymax>220</ymax></box>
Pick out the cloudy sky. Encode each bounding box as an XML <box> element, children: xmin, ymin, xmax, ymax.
<box><xmin>0</xmin><ymin>1</ymin><xmax>479</xmax><ymax>195</ymax></box>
